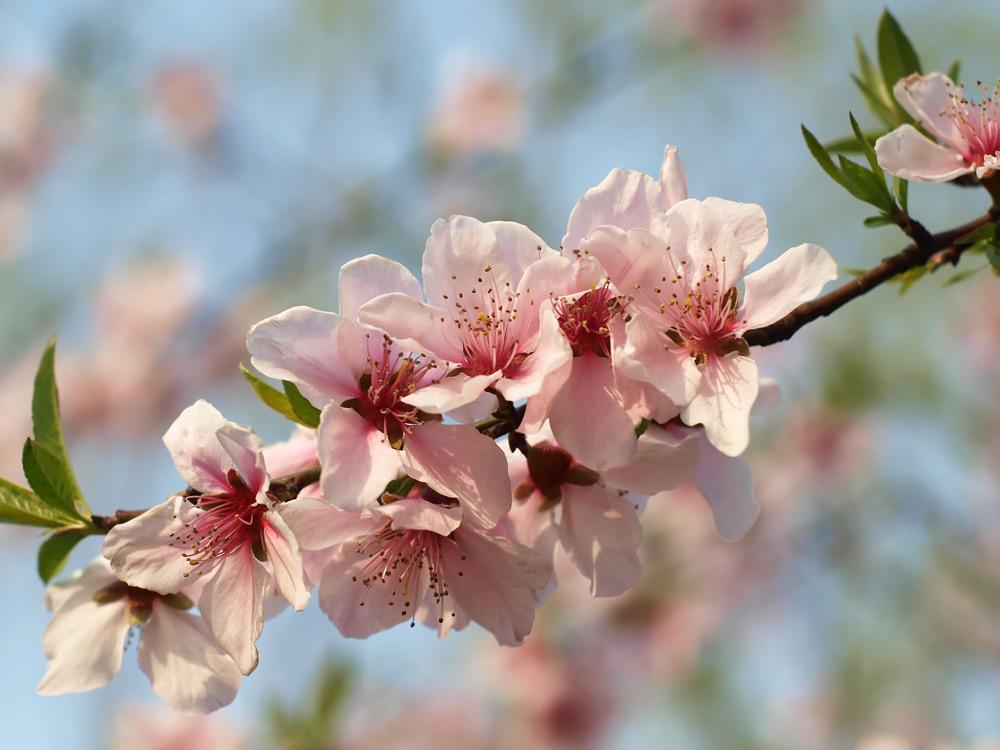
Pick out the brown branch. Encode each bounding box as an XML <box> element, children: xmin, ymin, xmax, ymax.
<box><xmin>744</xmin><ymin>210</ymin><xmax>999</xmax><ymax>348</ymax></box>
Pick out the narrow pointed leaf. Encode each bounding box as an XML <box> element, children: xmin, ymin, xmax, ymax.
<box><xmin>22</xmin><ymin>439</ymin><xmax>87</xmax><ymax>519</ymax></box>
<box><xmin>38</xmin><ymin>529</ymin><xmax>88</xmax><ymax>583</ymax></box>
<box><xmin>0</xmin><ymin>477</ymin><xmax>77</xmax><ymax>528</ymax></box>
<box><xmin>850</xmin><ymin>112</ymin><xmax>883</xmax><ymax>175</ymax></box>
<box><xmin>802</xmin><ymin>125</ymin><xmax>849</xmax><ymax>190</ymax></box>
<box><xmin>240</xmin><ymin>364</ymin><xmax>304</xmax><ymax>424</ymax></box>
<box><xmin>946</xmin><ymin>59</ymin><xmax>961</xmax><ymax>85</ymax></box>
<box><xmin>284</xmin><ymin>381</ymin><xmax>322</xmax><ymax>428</ymax></box>
<box><xmin>877</xmin><ymin>10</ymin><xmax>921</xmax><ymax>94</ymax></box>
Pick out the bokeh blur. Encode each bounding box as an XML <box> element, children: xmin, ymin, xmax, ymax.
<box><xmin>1</xmin><ymin>1</ymin><xmax>998</xmax><ymax>748</ymax></box>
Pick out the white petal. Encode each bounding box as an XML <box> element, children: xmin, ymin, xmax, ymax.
<box><xmin>103</xmin><ymin>497</ymin><xmax>199</xmax><ymax>595</ymax></box>
<box><xmin>197</xmin><ymin>550</ymin><xmax>268</xmax><ymax>675</ymax></box>
<box><xmin>487</xmin><ymin>220</ymin><xmax>558</xmax><ymax>282</ymax></box>
<box><xmin>246</xmin><ymin>306</ymin><xmax>366</xmax><ymax>406</ymax></box>
<box><xmin>681</xmin><ymin>354</ymin><xmax>759</xmax><ymax>457</ymax></box>
<box><xmin>162</xmin><ymin>400</ymin><xmax>235</xmax><ymax>494</ymax></box>
<box><xmin>317</xmin><ymin>404</ymin><xmax>403</xmax><ymax>511</ymax></box>
<box><xmin>402</xmin><ymin>422</ymin><xmax>511</xmax><ymax>531</ymax></box>
<box><xmin>659</xmin><ymin>144</ymin><xmax>688</xmax><ymax>206</ymax></box>
<box><xmin>702</xmin><ymin>197</ymin><xmax>768</xmax><ymax>267</ymax></box>
<box><xmin>338</xmin><ymin>254</ymin><xmax>422</xmax><ymax>320</ymax></box>
<box><xmin>263</xmin><ymin>511</ymin><xmax>310</xmax><ymax>611</ymax></box>
<box><xmin>422</xmin><ymin>216</ymin><xmax>509</xmax><ymax>308</ymax></box>
<box><xmin>893</xmin><ymin>72</ymin><xmax>964</xmax><ymax>149</ymax></box>
<box><xmin>558</xmin><ymin>484</ymin><xmax>643</xmax><ymax>597</ymax></box>
<box><xmin>138</xmin><ymin>602</ymin><xmax>242</xmax><ymax>713</ymax></box>
<box><xmin>694</xmin><ymin>437</ymin><xmax>759</xmax><ymax>541</ymax></box>
<box><xmin>369</xmin><ymin>497</ymin><xmax>463</xmax><ymax>536</ymax></box>
<box><xmin>600</xmin><ymin>423</ymin><xmax>698</xmax><ymax>493</ymax></box>
<box><xmin>44</xmin><ymin>557</ymin><xmax>117</xmax><ymax>613</ymax></box>
<box><xmin>740</xmin><ymin>243</ymin><xmax>837</xmax><ymax>330</ymax></box>
<box><xmin>875</xmin><ymin>125</ymin><xmax>971</xmax><ymax>183</ymax></box>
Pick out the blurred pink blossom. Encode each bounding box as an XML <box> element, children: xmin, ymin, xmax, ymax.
<box><xmin>428</xmin><ymin>67</ymin><xmax>526</xmax><ymax>156</ymax></box>
<box><xmin>150</xmin><ymin>62</ymin><xmax>223</xmax><ymax>150</ymax></box>
<box><xmin>653</xmin><ymin>0</ymin><xmax>808</xmax><ymax>53</ymax></box>
<box><xmin>112</xmin><ymin>704</ymin><xmax>245</xmax><ymax>750</ymax></box>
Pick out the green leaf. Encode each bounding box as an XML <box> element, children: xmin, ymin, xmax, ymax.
<box><xmin>863</xmin><ymin>215</ymin><xmax>896</xmax><ymax>228</ymax></box>
<box><xmin>824</xmin><ymin>131</ymin><xmax>889</xmax><ymax>155</ymax></box>
<box><xmin>946</xmin><ymin>58</ymin><xmax>961</xmax><ymax>84</ymax></box>
<box><xmin>944</xmin><ymin>267</ymin><xmax>985</xmax><ymax>286</ymax></box>
<box><xmin>894</xmin><ymin>265</ymin><xmax>927</xmax><ymax>294</ymax></box>
<box><xmin>850</xmin><ymin>73</ymin><xmax>899</xmax><ymax>127</ymax></box>
<box><xmin>877</xmin><ymin>10</ymin><xmax>921</xmax><ymax>96</ymax></box>
<box><xmin>37</xmin><ymin>529</ymin><xmax>88</xmax><ymax>583</ymax></box>
<box><xmin>240</xmin><ymin>364</ymin><xmax>303</xmax><ymax>424</ymax></box>
<box><xmin>634</xmin><ymin>419</ymin><xmax>650</xmax><ymax>438</ymax></box>
<box><xmin>842</xmin><ymin>267</ymin><xmax>869</xmax><ymax>277</ymax></box>
<box><xmin>30</xmin><ymin>339</ymin><xmax>88</xmax><ymax>515</ymax></box>
<box><xmin>954</xmin><ymin>223</ymin><xmax>997</xmax><ymax>247</ymax></box>
<box><xmin>986</xmin><ymin>238</ymin><xmax>1000</xmax><ymax>274</ymax></box>
<box><xmin>802</xmin><ymin>125</ymin><xmax>850</xmax><ymax>190</ymax></box>
<box><xmin>849</xmin><ymin>112</ymin><xmax>883</xmax><ymax>175</ymax></box>
<box><xmin>837</xmin><ymin>155</ymin><xmax>895</xmax><ymax>211</ymax></box>
<box><xmin>22</xmin><ymin>439</ymin><xmax>87</xmax><ymax>519</ymax></box>
<box><xmin>0</xmin><ymin>476</ymin><xmax>77</xmax><ymax>528</ymax></box>
<box><xmin>283</xmin><ymin>381</ymin><xmax>322</xmax><ymax>428</ymax></box>
<box><xmin>893</xmin><ymin>176</ymin><xmax>909</xmax><ymax>215</ymax></box>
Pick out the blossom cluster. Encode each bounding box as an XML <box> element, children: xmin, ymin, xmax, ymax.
<box><xmin>38</xmin><ymin>145</ymin><xmax>836</xmax><ymax>712</ymax></box>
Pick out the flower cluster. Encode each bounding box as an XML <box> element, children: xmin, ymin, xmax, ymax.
<box><xmin>38</xmin><ymin>145</ymin><xmax>836</xmax><ymax>711</ymax></box>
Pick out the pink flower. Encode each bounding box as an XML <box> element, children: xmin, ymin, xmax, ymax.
<box><xmin>506</xmin><ymin>425</ymin><xmax>696</xmax><ymax>596</ymax></box>
<box><xmin>282</xmin><ymin>494</ymin><xmax>551</xmax><ymax>645</ymax></box>
<box><xmin>38</xmin><ymin>558</ymin><xmax>241</xmax><ymax>713</ymax></box>
<box><xmin>112</xmin><ymin>704</ymin><xmax>246</xmax><ymax>750</ymax></box>
<box><xmin>428</xmin><ymin>66</ymin><xmax>526</xmax><ymax>155</ymax></box>
<box><xmin>356</xmin><ymin>217</ymin><xmax>574</xmax><ymax>415</ymax></box>
<box><xmin>103</xmin><ymin>400</ymin><xmax>309</xmax><ymax>675</ymax></box>
<box><xmin>876</xmin><ymin>72</ymin><xmax>1000</xmax><ymax>182</ymax></box>
<box><xmin>586</xmin><ymin>197</ymin><xmax>836</xmax><ymax>456</ymax></box>
<box><xmin>247</xmin><ymin>255</ymin><xmax>517</xmax><ymax>528</ymax></box>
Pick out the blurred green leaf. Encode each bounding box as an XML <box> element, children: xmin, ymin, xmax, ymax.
<box><xmin>240</xmin><ymin>364</ymin><xmax>305</xmax><ymax>425</ymax></box>
<box><xmin>0</xmin><ymin>477</ymin><xmax>77</xmax><ymax>528</ymax></box>
<box><xmin>842</xmin><ymin>267</ymin><xmax>869</xmax><ymax>277</ymax></box>
<box><xmin>943</xmin><ymin>267</ymin><xmax>984</xmax><ymax>286</ymax></box>
<box><xmin>876</xmin><ymin>10</ymin><xmax>921</xmax><ymax>97</ymax></box>
<box><xmin>30</xmin><ymin>339</ymin><xmax>88</xmax><ymax>517</ymax></box>
<box><xmin>894</xmin><ymin>265</ymin><xmax>927</xmax><ymax>294</ymax></box>
<box><xmin>986</xmin><ymin>239</ymin><xmax>1000</xmax><ymax>275</ymax></box>
<box><xmin>863</xmin><ymin>215</ymin><xmax>896</xmax><ymax>228</ymax></box>
<box><xmin>37</xmin><ymin>529</ymin><xmax>88</xmax><ymax>583</ymax></box>
<box><xmin>954</xmin><ymin>223</ymin><xmax>997</xmax><ymax>246</ymax></box>
<box><xmin>284</xmin><ymin>381</ymin><xmax>322</xmax><ymax>429</ymax></box>
<box><xmin>946</xmin><ymin>58</ymin><xmax>961</xmax><ymax>84</ymax></box>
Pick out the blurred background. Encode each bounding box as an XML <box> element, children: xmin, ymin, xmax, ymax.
<box><xmin>0</xmin><ymin>1</ymin><xmax>998</xmax><ymax>748</ymax></box>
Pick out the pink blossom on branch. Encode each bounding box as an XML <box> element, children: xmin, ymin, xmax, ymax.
<box><xmin>102</xmin><ymin>400</ymin><xmax>309</xmax><ymax>675</ymax></box>
<box><xmin>875</xmin><ymin>73</ymin><xmax>1000</xmax><ymax>182</ymax></box>
<box><xmin>38</xmin><ymin>558</ymin><xmax>241</xmax><ymax>712</ymax></box>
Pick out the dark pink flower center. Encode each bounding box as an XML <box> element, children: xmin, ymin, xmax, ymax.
<box><xmin>554</xmin><ymin>284</ymin><xmax>622</xmax><ymax>358</ymax></box>
<box><xmin>172</xmin><ymin>469</ymin><xmax>266</xmax><ymax>575</ymax></box>
<box><xmin>440</xmin><ymin>266</ymin><xmax>531</xmax><ymax>378</ymax></box>
<box><xmin>946</xmin><ymin>80</ymin><xmax>1000</xmax><ymax>167</ymax></box>
<box><xmin>92</xmin><ymin>581</ymin><xmax>193</xmax><ymax>623</ymax></box>
<box><xmin>515</xmin><ymin>441</ymin><xmax>600</xmax><ymax>507</ymax></box>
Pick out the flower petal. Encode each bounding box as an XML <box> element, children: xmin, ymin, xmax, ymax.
<box><xmin>261</xmin><ymin>427</ymin><xmax>318</xmax><ymax>479</ymax></box>
<box><xmin>369</xmin><ymin>497</ymin><xmax>463</xmax><ymax>536</ymax></box>
<box><xmin>617</xmin><ymin>314</ymin><xmax>700</xmax><ymax>406</ymax></box>
<box><xmin>263</xmin><ymin>511</ymin><xmax>310</xmax><ymax>611</ymax></box>
<box><xmin>402</xmin><ymin>422</ymin><xmax>511</xmax><ymax>531</ymax></box>
<box><xmin>162</xmin><ymin>400</ymin><xmax>235</xmax><ymax>494</ymax></box>
<box><xmin>694</xmin><ymin>437</ymin><xmax>759</xmax><ymax>541</ymax></box>
<box><xmin>401</xmin><ymin>371</ymin><xmax>499</xmax><ymax>414</ymax></box>
<box><xmin>280</xmin><ymin>496</ymin><xmax>382</xmax><ymax>550</ymax></box>
<box><xmin>875</xmin><ymin>124</ymin><xmax>971</xmax><ymax>183</ymax></box>
<box><xmin>215</xmin><ymin>421</ymin><xmax>268</xmax><ymax>496</ymax></box>
<box><xmin>659</xmin><ymin>144</ymin><xmax>688</xmax><ymax>206</ymax></box>
<box><xmin>562</xmin><ymin>167</ymin><xmax>669</xmax><ymax>253</ymax></box>
<box><xmin>600</xmin><ymin>423</ymin><xmax>698</xmax><ymax>493</ymax></box>
<box><xmin>356</xmin><ymin>292</ymin><xmax>464</xmax><ymax>362</ymax></box>
<box><xmin>138</xmin><ymin>602</ymin><xmax>242</xmax><ymax>713</ymax></box>
<box><xmin>338</xmin><ymin>253</ymin><xmax>423</xmax><ymax>320</ymax></box>
<box><xmin>893</xmin><ymin>72</ymin><xmax>964</xmax><ymax>149</ymax></box>
<box><xmin>246</xmin><ymin>306</ymin><xmax>366</xmax><ymax>406</ymax></box>
<box><xmin>197</xmin><ymin>549</ymin><xmax>268</xmax><ymax>675</ymax></box>
<box><xmin>558</xmin><ymin>484</ymin><xmax>643</xmax><ymax>597</ymax></box>
<box><xmin>549</xmin><ymin>352</ymin><xmax>637</xmax><ymax>471</ymax></box>
<box><xmin>317</xmin><ymin>404</ymin><xmax>403</xmax><ymax>511</ymax></box>
<box><xmin>495</xmin><ymin>299</ymin><xmax>573</xmax><ymax>403</ymax></box>
<box><xmin>702</xmin><ymin>197</ymin><xmax>768</xmax><ymax>267</ymax></box>
<box><xmin>740</xmin><ymin>243</ymin><xmax>837</xmax><ymax>330</ymax></box>
<box><xmin>318</xmin><ymin>546</ymin><xmax>415</xmax><ymax>638</ymax></box>
<box><xmin>681</xmin><ymin>354</ymin><xmax>759</xmax><ymax>457</ymax></box>
<box><xmin>103</xmin><ymin>497</ymin><xmax>199</xmax><ymax>595</ymax></box>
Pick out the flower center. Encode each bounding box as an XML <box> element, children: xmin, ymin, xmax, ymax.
<box><xmin>346</xmin><ymin>335</ymin><xmax>440</xmax><ymax>447</ymax></box>
<box><xmin>350</xmin><ymin>522</ymin><xmax>461</xmax><ymax>627</ymax></box>
<box><xmin>441</xmin><ymin>265</ymin><xmax>531</xmax><ymax>378</ymax></box>
<box><xmin>946</xmin><ymin>79</ymin><xmax>1000</xmax><ymax>166</ymax></box>
<box><xmin>516</xmin><ymin>442</ymin><xmax>601</xmax><ymax>507</ymax></box>
<box><xmin>93</xmin><ymin>581</ymin><xmax>194</xmax><ymax>623</ymax></box>
<box><xmin>172</xmin><ymin>469</ymin><xmax>266</xmax><ymax>575</ymax></box>
<box><xmin>554</xmin><ymin>284</ymin><xmax>622</xmax><ymax>358</ymax></box>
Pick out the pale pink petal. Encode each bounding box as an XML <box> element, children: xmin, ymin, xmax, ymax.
<box><xmin>445</xmin><ymin>527</ymin><xmax>551</xmax><ymax>645</ymax></box>
<box><xmin>583</xmin><ymin>227</ymin><xmax>671</xmax><ymax>319</ymax></box>
<box><xmin>103</xmin><ymin>497</ymin><xmax>199</xmax><ymax>595</ymax></box>
<box><xmin>403</xmin><ymin>422</ymin><xmax>511</xmax><ymax>530</ymax></box>
<box><xmin>401</xmin><ymin>370</ymin><xmax>499</xmax><ymax>414</ymax></box>
<box><xmin>549</xmin><ymin>352</ymin><xmax>636</xmax><ymax>471</ymax></box>
<box><xmin>487</xmin><ymin>220</ymin><xmax>558</xmax><ymax>282</ymax></box>
<box><xmin>496</xmin><ymin>300</ymin><xmax>573</xmax><ymax>403</ymax></box>
<box><xmin>617</xmin><ymin>314</ymin><xmax>700</xmax><ymax>406</ymax></box>
<box><xmin>875</xmin><ymin>125</ymin><xmax>971</xmax><ymax>183</ymax></box>
<box><xmin>740</xmin><ymin>243</ymin><xmax>837</xmax><ymax>330</ymax></box>
<box><xmin>261</xmin><ymin>427</ymin><xmax>318</xmax><ymax>479</ymax></box>
<box><xmin>280</xmin><ymin>496</ymin><xmax>382</xmax><ymax>550</ymax></box>
<box><xmin>601</xmin><ymin>423</ymin><xmax>698</xmax><ymax>493</ymax></box>
<box><xmin>562</xmin><ymin>167</ymin><xmax>669</xmax><ymax>253</ymax></box>
<box><xmin>246</xmin><ymin>306</ymin><xmax>366</xmax><ymax>406</ymax></box>
<box><xmin>338</xmin><ymin>253</ymin><xmax>422</xmax><ymax>320</ymax></box>
<box><xmin>694</xmin><ymin>437</ymin><xmax>759</xmax><ymax>541</ymax></box>
<box><xmin>215</xmin><ymin>422</ymin><xmax>268</xmax><ymax>496</ymax></box>
<box><xmin>368</xmin><ymin>497</ymin><xmax>463</xmax><ymax>536</ymax></box>
<box><xmin>422</xmin><ymin>216</ymin><xmax>509</xmax><ymax>307</ymax></box>
<box><xmin>356</xmin><ymin>292</ymin><xmax>464</xmax><ymax>362</ymax></box>
<box><xmin>702</xmin><ymin>197</ymin><xmax>768</xmax><ymax>267</ymax></box>
<box><xmin>520</xmin><ymin>357</ymin><xmax>572</xmax><ymax>434</ymax></box>
<box><xmin>317</xmin><ymin>546</ymin><xmax>416</xmax><ymax>638</ymax></box>
<box><xmin>506</xmin><ymin>493</ymin><xmax>559</xmax><ymax>559</ymax></box>
<box><xmin>977</xmin><ymin>152</ymin><xmax>1000</xmax><ymax>179</ymax></box>
<box><xmin>558</xmin><ymin>484</ymin><xmax>643</xmax><ymax>597</ymax></box>
<box><xmin>659</xmin><ymin>144</ymin><xmax>688</xmax><ymax>205</ymax></box>
<box><xmin>262</xmin><ymin>511</ymin><xmax>310</xmax><ymax>610</ymax></box>
<box><xmin>138</xmin><ymin>602</ymin><xmax>242</xmax><ymax>712</ymax></box>
<box><xmin>162</xmin><ymin>400</ymin><xmax>234</xmax><ymax>494</ymax></box>
<box><xmin>197</xmin><ymin>549</ymin><xmax>268</xmax><ymax>675</ymax></box>
<box><xmin>38</xmin><ymin>562</ymin><xmax>130</xmax><ymax>696</ymax></box>
<box><xmin>511</xmin><ymin>254</ymin><xmax>577</xmax><ymax>326</ymax></box>
<box><xmin>317</xmin><ymin>404</ymin><xmax>403</xmax><ymax>511</ymax></box>
<box><xmin>893</xmin><ymin>72</ymin><xmax>964</xmax><ymax>149</ymax></box>
<box><xmin>616</xmin><ymin>371</ymin><xmax>681</xmax><ymax>424</ymax></box>
<box><xmin>682</xmin><ymin>354</ymin><xmax>759</xmax><ymax>457</ymax></box>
